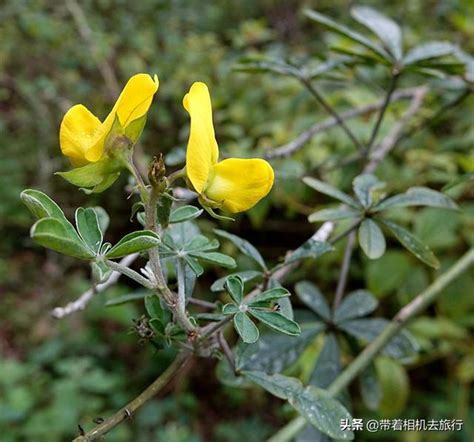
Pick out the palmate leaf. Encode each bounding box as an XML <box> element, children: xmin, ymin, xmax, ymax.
<box><xmin>190</xmin><ymin>251</ymin><xmax>236</xmax><ymax>269</ymax></box>
<box><xmin>358</xmin><ymin>219</ymin><xmax>386</xmax><ymax>259</ymax></box>
<box><xmin>339</xmin><ymin>318</ymin><xmax>419</xmax><ymax>362</ymax></box>
<box><xmin>236</xmin><ymin>327</ymin><xmax>325</xmax><ymax>374</ymax></box>
<box><xmin>243</xmin><ymin>371</ymin><xmax>354</xmax><ymax>440</ymax></box>
<box><xmin>378</xmin><ymin>219</ymin><xmax>439</xmax><ymax>268</ymax></box>
<box><xmin>403</xmin><ymin>41</ymin><xmax>453</xmax><ymax>66</ymax></box>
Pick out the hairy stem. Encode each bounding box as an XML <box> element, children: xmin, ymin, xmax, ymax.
<box><xmin>268</xmin><ymin>248</ymin><xmax>474</xmax><ymax>441</ymax></box>
<box><xmin>73</xmin><ymin>353</ymin><xmax>191</xmax><ymax>441</ymax></box>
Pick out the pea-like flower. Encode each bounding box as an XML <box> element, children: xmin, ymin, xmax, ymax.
<box><xmin>60</xmin><ymin>73</ymin><xmax>159</xmax><ymax>166</ymax></box>
<box><xmin>183</xmin><ymin>82</ymin><xmax>274</xmax><ymax>213</ymax></box>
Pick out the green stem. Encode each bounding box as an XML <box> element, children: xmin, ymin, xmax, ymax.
<box><xmin>167</xmin><ymin>167</ymin><xmax>187</xmax><ymax>185</ymax></box>
<box><xmin>73</xmin><ymin>353</ymin><xmax>191</xmax><ymax>441</ymax></box>
<box><xmin>366</xmin><ymin>72</ymin><xmax>399</xmax><ymax>153</ymax></box>
<box><xmin>268</xmin><ymin>248</ymin><xmax>474</xmax><ymax>441</ymax></box>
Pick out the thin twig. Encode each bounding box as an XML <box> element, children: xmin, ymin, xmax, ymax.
<box><xmin>332</xmin><ymin>230</ymin><xmax>356</xmax><ymax>312</ymax></box>
<box><xmin>268</xmin><ymin>248</ymin><xmax>474</xmax><ymax>442</ymax></box>
<box><xmin>218</xmin><ymin>332</ymin><xmax>236</xmax><ymax>373</ymax></box>
<box><xmin>366</xmin><ymin>73</ymin><xmax>400</xmax><ymax>152</ymax></box>
<box><xmin>264</xmin><ymin>87</ymin><xmax>423</xmax><ymax>159</ymax></box>
<box><xmin>365</xmin><ymin>86</ymin><xmax>428</xmax><ymax>174</ymax></box>
<box><xmin>73</xmin><ymin>352</ymin><xmax>192</xmax><ymax>441</ymax></box>
<box><xmin>176</xmin><ymin>258</ymin><xmax>187</xmax><ymax>320</ymax></box>
<box><xmin>188</xmin><ymin>298</ymin><xmax>218</xmax><ymax>309</ymax></box>
<box><xmin>299</xmin><ymin>77</ymin><xmax>365</xmax><ymax>153</ymax></box>
<box><xmin>51</xmin><ymin>254</ymin><xmax>139</xmax><ymax>318</ymax></box>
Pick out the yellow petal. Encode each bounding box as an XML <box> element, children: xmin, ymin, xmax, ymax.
<box><xmin>205</xmin><ymin>158</ymin><xmax>274</xmax><ymax>213</ymax></box>
<box><xmin>85</xmin><ymin>73</ymin><xmax>159</xmax><ymax>163</ymax></box>
<box><xmin>183</xmin><ymin>82</ymin><xmax>219</xmax><ymax>193</ymax></box>
<box><xmin>59</xmin><ymin>104</ymin><xmax>102</xmax><ymax>166</ymax></box>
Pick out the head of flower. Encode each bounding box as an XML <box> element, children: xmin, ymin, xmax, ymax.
<box><xmin>56</xmin><ymin>73</ymin><xmax>159</xmax><ymax>192</ymax></box>
<box><xmin>183</xmin><ymin>82</ymin><xmax>274</xmax><ymax>214</ymax></box>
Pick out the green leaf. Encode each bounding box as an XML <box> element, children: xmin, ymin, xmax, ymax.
<box><xmin>105</xmin><ymin>291</ymin><xmax>148</xmax><ymax>307</ymax></box>
<box><xmin>289</xmin><ymin>386</ymin><xmax>354</xmax><ymax>440</ymax></box>
<box><xmin>30</xmin><ymin>217</ymin><xmax>95</xmax><ymax>259</ymax></box>
<box><xmin>222</xmin><ymin>304</ymin><xmax>239</xmax><ymax>315</ymax></box>
<box><xmin>308</xmin><ymin>207</ymin><xmax>359</xmax><ymax>223</ymax></box>
<box><xmin>225</xmin><ymin>275</ymin><xmax>244</xmax><ymax>304</ymax></box>
<box><xmin>375</xmin><ymin>357</ymin><xmax>409</xmax><ymax>417</ymax></box>
<box><xmin>295</xmin><ymin>281</ymin><xmax>331</xmax><ymax>321</ymax></box>
<box><xmin>105</xmin><ymin>230</ymin><xmax>160</xmax><ymax>259</ymax></box>
<box><xmin>21</xmin><ymin>189</ymin><xmax>65</xmax><ymax>220</ymax></box>
<box><xmin>237</xmin><ymin>327</ymin><xmax>325</xmax><ymax>374</ymax></box>
<box><xmin>75</xmin><ymin>207</ymin><xmax>103</xmax><ymax>254</ymax></box>
<box><xmin>351</xmin><ymin>6</ymin><xmax>402</xmax><ymax>60</ymax></box>
<box><xmin>93</xmin><ymin>206</ymin><xmax>110</xmax><ymax>234</ymax></box>
<box><xmin>248</xmin><ymin>287</ymin><xmax>290</xmax><ymax>306</ymax></box>
<box><xmin>190</xmin><ymin>251</ymin><xmax>236</xmax><ymax>269</ymax></box>
<box><xmin>373</xmin><ymin>187</ymin><xmax>458</xmax><ymax>211</ymax></box>
<box><xmin>234</xmin><ymin>312</ymin><xmax>259</xmax><ymax>344</ymax></box>
<box><xmin>183</xmin><ymin>256</ymin><xmax>204</xmax><ymax>277</ymax></box>
<box><xmin>243</xmin><ymin>370</ymin><xmax>354</xmax><ymax>439</ymax></box>
<box><xmin>334</xmin><ymin>290</ymin><xmax>378</xmax><ymax>323</ymax></box>
<box><xmin>303</xmin><ymin>177</ymin><xmax>361</xmax><ymax>208</ymax></box>
<box><xmin>242</xmin><ymin>371</ymin><xmax>303</xmax><ymax>400</ymax></box>
<box><xmin>340</xmin><ymin>318</ymin><xmax>418</xmax><ymax>362</ymax></box>
<box><xmin>169</xmin><ymin>205</ymin><xmax>203</xmax><ymax>224</ymax></box>
<box><xmin>145</xmin><ymin>295</ymin><xmax>165</xmax><ymax>320</ymax></box>
<box><xmin>358</xmin><ymin>219</ymin><xmax>386</xmax><ymax>259</ymax></box>
<box><xmin>248</xmin><ymin>309</ymin><xmax>301</xmax><ymax>336</ymax></box>
<box><xmin>215</xmin><ymin>229</ymin><xmax>267</xmax><ymax>270</ymax></box>
<box><xmin>286</xmin><ymin>238</ymin><xmax>334</xmax><ymax>264</ymax></box>
<box><xmin>352</xmin><ymin>174</ymin><xmax>385</xmax><ymax>208</ymax></box>
<box><xmin>359</xmin><ymin>363</ymin><xmax>382</xmax><ymax>411</ymax></box>
<box><xmin>379</xmin><ymin>219</ymin><xmax>439</xmax><ymax>268</ymax></box>
<box><xmin>310</xmin><ymin>333</ymin><xmax>341</xmax><ymax>388</ymax></box>
<box><xmin>403</xmin><ymin>41</ymin><xmax>453</xmax><ymax>65</ymax></box>
<box><xmin>304</xmin><ymin>8</ymin><xmax>390</xmax><ymax>61</ymax></box>
<box><xmin>211</xmin><ymin>270</ymin><xmax>262</xmax><ymax>292</ymax></box>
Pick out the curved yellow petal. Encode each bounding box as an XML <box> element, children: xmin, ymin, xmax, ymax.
<box><xmin>85</xmin><ymin>73</ymin><xmax>159</xmax><ymax>163</ymax></box>
<box><xmin>59</xmin><ymin>104</ymin><xmax>102</xmax><ymax>166</ymax></box>
<box><xmin>183</xmin><ymin>82</ymin><xmax>219</xmax><ymax>193</ymax></box>
<box><xmin>205</xmin><ymin>158</ymin><xmax>274</xmax><ymax>213</ymax></box>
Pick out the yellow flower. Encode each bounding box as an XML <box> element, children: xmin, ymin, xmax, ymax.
<box><xmin>183</xmin><ymin>82</ymin><xmax>274</xmax><ymax>213</ymax></box>
<box><xmin>60</xmin><ymin>73</ymin><xmax>159</xmax><ymax>166</ymax></box>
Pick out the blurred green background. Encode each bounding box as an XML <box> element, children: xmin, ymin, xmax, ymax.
<box><xmin>1</xmin><ymin>0</ymin><xmax>473</xmax><ymax>441</ymax></box>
